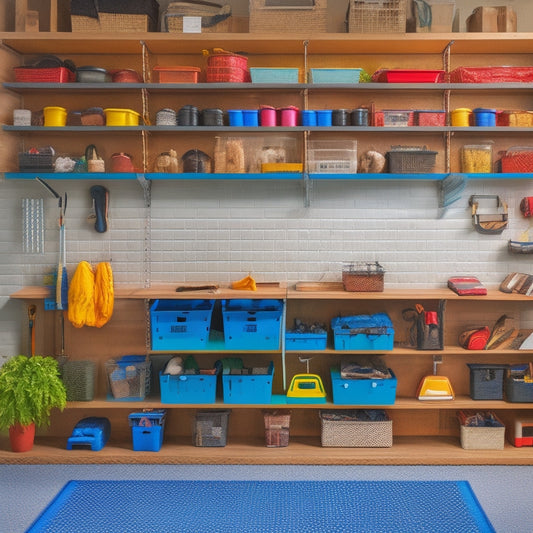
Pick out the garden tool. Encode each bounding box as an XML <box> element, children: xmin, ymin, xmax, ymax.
<box><xmin>89</xmin><ymin>185</ymin><xmax>109</xmax><ymax>233</ymax></box>
<box><xmin>417</xmin><ymin>355</ymin><xmax>454</xmax><ymax>400</ymax></box>
<box><xmin>28</xmin><ymin>304</ymin><xmax>36</xmax><ymax>356</ymax></box>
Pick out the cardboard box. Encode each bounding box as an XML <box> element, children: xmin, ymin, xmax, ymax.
<box><xmin>466</xmin><ymin>6</ymin><xmax>516</xmax><ymax>32</ymax></box>
<box><xmin>416</xmin><ymin>1</ymin><xmax>457</xmax><ymax>33</ymax></box>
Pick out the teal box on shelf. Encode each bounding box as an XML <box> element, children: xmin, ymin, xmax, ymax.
<box><xmin>222</xmin><ymin>362</ymin><xmax>274</xmax><ymax>404</ymax></box>
<box><xmin>285</xmin><ymin>332</ymin><xmax>328</xmax><ymax>351</ymax></box>
<box><xmin>309</xmin><ymin>68</ymin><xmax>362</xmax><ymax>84</ymax></box>
<box><xmin>159</xmin><ymin>367</ymin><xmax>219</xmax><ymax>404</ymax></box>
<box><xmin>128</xmin><ymin>409</ymin><xmax>167</xmax><ymax>452</ymax></box>
<box><xmin>150</xmin><ymin>299</ymin><xmax>215</xmax><ymax>350</ymax></box>
<box><xmin>331</xmin><ymin>313</ymin><xmax>394</xmax><ymax>351</ymax></box>
<box><xmin>330</xmin><ymin>368</ymin><xmax>397</xmax><ymax>405</ymax></box>
<box><xmin>249</xmin><ymin>67</ymin><xmax>299</xmax><ymax>83</ymax></box>
<box><xmin>222</xmin><ymin>299</ymin><xmax>283</xmax><ymax>350</ymax></box>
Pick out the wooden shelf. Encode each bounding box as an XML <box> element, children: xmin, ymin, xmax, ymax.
<box><xmin>2</xmin><ymin>435</ymin><xmax>532</xmax><ymax>465</ymax></box>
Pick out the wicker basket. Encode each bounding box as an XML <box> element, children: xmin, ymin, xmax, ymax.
<box><xmin>249</xmin><ymin>0</ymin><xmax>328</xmax><ymax>33</ymax></box>
<box><xmin>320</xmin><ymin>410</ymin><xmax>392</xmax><ymax>447</ymax></box>
<box><xmin>164</xmin><ymin>1</ymin><xmax>232</xmax><ymax>33</ymax></box>
<box><xmin>72</xmin><ymin>13</ymin><xmax>154</xmax><ymax>32</ymax></box>
<box><xmin>387</xmin><ymin>146</ymin><xmax>437</xmax><ymax>174</ymax></box>
<box><xmin>347</xmin><ymin>0</ymin><xmax>407</xmax><ymax>33</ymax></box>
<box><xmin>342</xmin><ymin>261</ymin><xmax>384</xmax><ymax>292</ymax></box>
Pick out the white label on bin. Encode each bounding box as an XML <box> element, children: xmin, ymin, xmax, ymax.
<box><xmin>183</xmin><ymin>16</ymin><xmax>201</xmax><ymax>33</ymax></box>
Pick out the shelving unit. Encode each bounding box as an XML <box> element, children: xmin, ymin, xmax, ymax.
<box><xmin>2</xmin><ymin>31</ymin><xmax>533</xmax><ymax>464</ymax></box>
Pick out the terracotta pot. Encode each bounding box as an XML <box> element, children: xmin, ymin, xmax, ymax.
<box><xmin>9</xmin><ymin>422</ymin><xmax>35</xmax><ymax>452</ymax></box>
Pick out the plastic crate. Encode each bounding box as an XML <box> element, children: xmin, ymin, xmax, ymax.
<box><xmin>468</xmin><ymin>364</ymin><xmax>507</xmax><ymax>400</ymax></box>
<box><xmin>18</xmin><ymin>152</ymin><xmax>54</xmax><ymax>172</ymax></box>
<box><xmin>330</xmin><ymin>368</ymin><xmax>397</xmax><ymax>405</ymax></box>
<box><xmin>387</xmin><ymin>147</ymin><xmax>437</xmax><ymax>173</ymax></box>
<box><xmin>285</xmin><ymin>332</ymin><xmax>327</xmax><ymax>351</ymax></box>
<box><xmin>382</xmin><ymin>110</ymin><xmax>414</xmax><ymax>127</ymax></box>
<box><xmin>450</xmin><ymin>66</ymin><xmax>533</xmax><ymax>83</ymax></box>
<box><xmin>222</xmin><ymin>299</ymin><xmax>283</xmax><ymax>350</ymax></box>
<box><xmin>222</xmin><ymin>362</ymin><xmax>274</xmax><ymax>404</ymax></box>
<box><xmin>159</xmin><ymin>368</ymin><xmax>219</xmax><ymax>404</ymax></box>
<box><xmin>500</xmin><ymin>148</ymin><xmax>533</xmax><ymax>173</ymax></box>
<box><xmin>250</xmin><ymin>68</ymin><xmax>299</xmax><ymax>84</ymax></box>
<box><xmin>308</xmin><ymin>140</ymin><xmax>357</xmax><ymax>174</ymax></box>
<box><xmin>309</xmin><ymin>68</ymin><xmax>362</xmax><ymax>84</ymax></box>
<box><xmin>347</xmin><ymin>0</ymin><xmax>406</xmax><ymax>33</ymax></box>
<box><xmin>415</xmin><ymin>110</ymin><xmax>446</xmax><ymax>126</ymax></box>
<box><xmin>380</xmin><ymin>69</ymin><xmax>445</xmax><ymax>83</ymax></box>
<box><xmin>150</xmin><ymin>299</ymin><xmax>215</xmax><ymax>350</ymax></box>
<box><xmin>319</xmin><ymin>410</ymin><xmax>392</xmax><ymax>447</ymax></box>
<box><xmin>105</xmin><ymin>355</ymin><xmax>150</xmax><ymax>401</ymax></box>
<box><xmin>332</xmin><ymin>313</ymin><xmax>394</xmax><ymax>351</ymax></box>
<box><xmin>193</xmin><ymin>410</ymin><xmax>230</xmax><ymax>447</ymax></box>
<box><xmin>14</xmin><ymin>66</ymin><xmax>75</xmax><ymax>83</ymax></box>
<box><xmin>206</xmin><ymin>66</ymin><xmax>248</xmax><ymax>83</ymax></box>
<box><xmin>506</xmin><ymin>374</ymin><xmax>533</xmax><ymax>403</ymax></box>
<box><xmin>153</xmin><ymin>66</ymin><xmax>201</xmax><ymax>83</ymax></box>
<box><xmin>128</xmin><ymin>409</ymin><xmax>167</xmax><ymax>452</ymax></box>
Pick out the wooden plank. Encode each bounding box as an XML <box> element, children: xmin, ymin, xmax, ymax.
<box><xmin>15</xmin><ymin>0</ymin><xmax>27</xmax><ymax>32</ymax></box>
<box><xmin>294</xmin><ymin>281</ymin><xmax>344</xmax><ymax>291</ymax></box>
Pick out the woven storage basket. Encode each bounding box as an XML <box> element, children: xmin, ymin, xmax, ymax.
<box><xmin>164</xmin><ymin>1</ymin><xmax>232</xmax><ymax>33</ymax></box>
<box><xmin>71</xmin><ymin>13</ymin><xmax>153</xmax><ymax>32</ymax></box>
<box><xmin>460</xmin><ymin>424</ymin><xmax>505</xmax><ymax>450</ymax></box>
<box><xmin>347</xmin><ymin>0</ymin><xmax>407</xmax><ymax>33</ymax></box>
<box><xmin>388</xmin><ymin>146</ymin><xmax>437</xmax><ymax>174</ymax></box>
<box><xmin>320</xmin><ymin>410</ymin><xmax>392</xmax><ymax>447</ymax></box>
<box><xmin>342</xmin><ymin>261</ymin><xmax>384</xmax><ymax>292</ymax></box>
<box><xmin>264</xmin><ymin>410</ymin><xmax>291</xmax><ymax>447</ymax></box>
<box><xmin>60</xmin><ymin>360</ymin><xmax>96</xmax><ymax>402</ymax></box>
<box><xmin>249</xmin><ymin>0</ymin><xmax>328</xmax><ymax>33</ymax></box>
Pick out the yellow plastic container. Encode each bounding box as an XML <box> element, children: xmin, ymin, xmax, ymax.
<box><xmin>104</xmin><ymin>108</ymin><xmax>141</xmax><ymax>126</ymax></box>
<box><xmin>43</xmin><ymin>106</ymin><xmax>67</xmax><ymax>127</ymax></box>
<box><xmin>451</xmin><ymin>108</ymin><xmax>472</xmax><ymax>127</ymax></box>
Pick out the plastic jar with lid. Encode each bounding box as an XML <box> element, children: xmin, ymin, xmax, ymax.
<box><xmin>461</xmin><ymin>143</ymin><xmax>493</xmax><ymax>173</ymax></box>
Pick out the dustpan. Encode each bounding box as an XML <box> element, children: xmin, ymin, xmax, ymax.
<box><xmin>417</xmin><ymin>355</ymin><xmax>454</xmax><ymax>401</ymax></box>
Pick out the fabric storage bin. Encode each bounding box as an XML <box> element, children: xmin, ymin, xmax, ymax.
<box><xmin>249</xmin><ymin>0</ymin><xmax>327</xmax><ymax>33</ymax></box>
<box><xmin>320</xmin><ymin>410</ymin><xmax>392</xmax><ymax>447</ymax></box>
<box><xmin>347</xmin><ymin>0</ymin><xmax>407</xmax><ymax>33</ymax></box>
<box><xmin>159</xmin><ymin>366</ymin><xmax>220</xmax><ymax>404</ymax></box>
<box><xmin>332</xmin><ymin>313</ymin><xmax>394</xmax><ymax>351</ymax></box>
<box><xmin>105</xmin><ymin>355</ymin><xmax>150</xmax><ymax>401</ymax></box>
<box><xmin>330</xmin><ymin>368</ymin><xmax>397</xmax><ymax>405</ymax></box>
<box><xmin>222</xmin><ymin>362</ymin><xmax>274</xmax><ymax>404</ymax></box>
<box><xmin>60</xmin><ymin>360</ymin><xmax>96</xmax><ymax>401</ymax></box>
<box><xmin>150</xmin><ymin>299</ymin><xmax>215</xmax><ymax>350</ymax></box>
<box><xmin>193</xmin><ymin>410</ymin><xmax>230</xmax><ymax>447</ymax></box>
<box><xmin>129</xmin><ymin>409</ymin><xmax>167</xmax><ymax>452</ymax></box>
<box><xmin>70</xmin><ymin>0</ymin><xmax>159</xmax><ymax>32</ymax></box>
<box><xmin>13</xmin><ymin>109</ymin><xmax>32</xmax><ymax>126</ymax></box>
<box><xmin>468</xmin><ymin>364</ymin><xmax>507</xmax><ymax>400</ymax></box>
<box><xmin>264</xmin><ymin>410</ymin><xmax>291</xmax><ymax>447</ymax></box>
<box><xmin>222</xmin><ymin>299</ymin><xmax>283</xmax><ymax>350</ymax></box>
<box><xmin>163</xmin><ymin>1</ymin><xmax>232</xmax><ymax>33</ymax></box>
<box><xmin>457</xmin><ymin>411</ymin><xmax>505</xmax><ymax>450</ymax></box>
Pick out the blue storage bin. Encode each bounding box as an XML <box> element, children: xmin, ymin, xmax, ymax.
<box><xmin>222</xmin><ymin>362</ymin><xmax>274</xmax><ymax>404</ymax></box>
<box><xmin>105</xmin><ymin>355</ymin><xmax>151</xmax><ymax>401</ymax></box>
<box><xmin>332</xmin><ymin>313</ymin><xmax>394</xmax><ymax>351</ymax></box>
<box><xmin>242</xmin><ymin>109</ymin><xmax>259</xmax><ymax>126</ymax></box>
<box><xmin>250</xmin><ymin>67</ymin><xmax>299</xmax><ymax>83</ymax></box>
<box><xmin>301</xmin><ymin>110</ymin><xmax>317</xmax><ymax>126</ymax></box>
<box><xmin>150</xmin><ymin>299</ymin><xmax>215</xmax><ymax>350</ymax></box>
<box><xmin>330</xmin><ymin>368</ymin><xmax>397</xmax><ymax>405</ymax></box>
<box><xmin>310</xmin><ymin>68</ymin><xmax>362</xmax><ymax>84</ymax></box>
<box><xmin>159</xmin><ymin>366</ymin><xmax>219</xmax><ymax>404</ymax></box>
<box><xmin>128</xmin><ymin>409</ymin><xmax>167</xmax><ymax>452</ymax></box>
<box><xmin>222</xmin><ymin>299</ymin><xmax>283</xmax><ymax>350</ymax></box>
<box><xmin>316</xmin><ymin>110</ymin><xmax>332</xmax><ymax>126</ymax></box>
<box><xmin>285</xmin><ymin>332</ymin><xmax>327</xmax><ymax>351</ymax></box>
<box><xmin>228</xmin><ymin>109</ymin><xmax>244</xmax><ymax>126</ymax></box>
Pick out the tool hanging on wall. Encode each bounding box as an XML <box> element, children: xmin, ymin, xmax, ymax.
<box><xmin>469</xmin><ymin>194</ymin><xmax>508</xmax><ymax>235</ymax></box>
<box><xmin>36</xmin><ymin>177</ymin><xmax>68</xmax><ymax>310</ymax></box>
<box><xmin>28</xmin><ymin>304</ymin><xmax>36</xmax><ymax>356</ymax></box>
<box><xmin>88</xmin><ymin>185</ymin><xmax>109</xmax><ymax>233</ymax></box>
<box><xmin>22</xmin><ymin>198</ymin><xmax>44</xmax><ymax>254</ymax></box>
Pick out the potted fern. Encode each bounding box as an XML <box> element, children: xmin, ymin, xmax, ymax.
<box><xmin>0</xmin><ymin>355</ymin><xmax>66</xmax><ymax>452</ymax></box>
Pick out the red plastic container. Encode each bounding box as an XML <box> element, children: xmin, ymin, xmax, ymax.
<box><xmin>450</xmin><ymin>66</ymin><xmax>533</xmax><ymax>83</ymax></box>
<box><xmin>14</xmin><ymin>66</ymin><xmax>75</xmax><ymax>83</ymax></box>
<box><xmin>207</xmin><ymin>53</ymin><xmax>248</xmax><ymax>70</ymax></box>
<box><xmin>280</xmin><ymin>106</ymin><xmax>299</xmax><ymax>127</ymax></box>
<box><xmin>260</xmin><ymin>106</ymin><xmax>277</xmax><ymax>126</ymax></box>
<box><xmin>415</xmin><ymin>110</ymin><xmax>446</xmax><ymax>126</ymax></box>
<box><xmin>153</xmin><ymin>66</ymin><xmax>201</xmax><ymax>83</ymax></box>
<box><xmin>206</xmin><ymin>66</ymin><xmax>249</xmax><ymax>83</ymax></box>
<box><xmin>374</xmin><ymin>69</ymin><xmax>445</xmax><ymax>83</ymax></box>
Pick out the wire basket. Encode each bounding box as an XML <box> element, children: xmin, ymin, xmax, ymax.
<box><xmin>387</xmin><ymin>146</ymin><xmax>437</xmax><ymax>174</ymax></box>
<box><xmin>342</xmin><ymin>261</ymin><xmax>385</xmax><ymax>292</ymax></box>
<box><xmin>347</xmin><ymin>0</ymin><xmax>407</xmax><ymax>33</ymax></box>
<box><xmin>249</xmin><ymin>0</ymin><xmax>328</xmax><ymax>33</ymax></box>
<box><xmin>60</xmin><ymin>360</ymin><xmax>96</xmax><ymax>402</ymax></box>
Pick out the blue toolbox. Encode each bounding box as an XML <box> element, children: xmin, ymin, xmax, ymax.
<box><xmin>128</xmin><ymin>409</ymin><xmax>167</xmax><ymax>452</ymax></box>
<box><xmin>150</xmin><ymin>299</ymin><xmax>215</xmax><ymax>350</ymax></box>
<box><xmin>331</xmin><ymin>313</ymin><xmax>394</xmax><ymax>351</ymax></box>
<box><xmin>159</xmin><ymin>366</ymin><xmax>220</xmax><ymax>404</ymax></box>
<box><xmin>330</xmin><ymin>367</ymin><xmax>397</xmax><ymax>405</ymax></box>
<box><xmin>222</xmin><ymin>299</ymin><xmax>283</xmax><ymax>350</ymax></box>
<box><xmin>222</xmin><ymin>362</ymin><xmax>274</xmax><ymax>404</ymax></box>
<box><xmin>66</xmin><ymin>417</ymin><xmax>111</xmax><ymax>451</ymax></box>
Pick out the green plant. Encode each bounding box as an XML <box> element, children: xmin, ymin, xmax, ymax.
<box><xmin>0</xmin><ymin>355</ymin><xmax>66</xmax><ymax>429</ymax></box>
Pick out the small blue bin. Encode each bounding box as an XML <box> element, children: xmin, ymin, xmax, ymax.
<box><xmin>330</xmin><ymin>368</ymin><xmax>397</xmax><ymax>405</ymax></box>
<box><xmin>285</xmin><ymin>332</ymin><xmax>327</xmax><ymax>351</ymax></box>
<box><xmin>316</xmin><ymin>110</ymin><xmax>332</xmax><ymax>126</ymax></box>
<box><xmin>222</xmin><ymin>362</ymin><xmax>274</xmax><ymax>404</ymax></box>
<box><xmin>129</xmin><ymin>409</ymin><xmax>166</xmax><ymax>452</ymax></box>
<box><xmin>222</xmin><ymin>299</ymin><xmax>283</xmax><ymax>350</ymax></box>
<box><xmin>159</xmin><ymin>367</ymin><xmax>219</xmax><ymax>404</ymax></box>
<box><xmin>301</xmin><ymin>110</ymin><xmax>317</xmax><ymax>126</ymax></box>
<box><xmin>150</xmin><ymin>299</ymin><xmax>215</xmax><ymax>350</ymax></box>
<box><xmin>242</xmin><ymin>109</ymin><xmax>259</xmax><ymax>126</ymax></box>
<box><xmin>473</xmin><ymin>108</ymin><xmax>496</xmax><ymax>127</ymax></box>
<box><xmin>228</xmin><ymin>109</ymin><xmax>244</xmax><ymax>126</ymax></box>
<box><xmin>332</xmin><ymin>313</ymin><xmax>394</xmax><ymax>351</ymax></box>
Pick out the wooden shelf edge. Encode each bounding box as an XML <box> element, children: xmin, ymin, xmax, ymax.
<box><xmin>1</xmin><ymin>436</ymin><xmax>532</xmax><ymax>465</ymax></box>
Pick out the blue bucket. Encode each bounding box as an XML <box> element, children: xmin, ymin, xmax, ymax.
<box><xmin>473</xmin><ymin>108</ymin><xmax>496</xmax><ymax>127</ymax></box>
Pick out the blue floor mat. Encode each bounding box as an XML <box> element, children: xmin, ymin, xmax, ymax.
<box><xmin>27</xmin><ymin>479</ymin><xmax>494</xmax><ymax>533</ymax></box>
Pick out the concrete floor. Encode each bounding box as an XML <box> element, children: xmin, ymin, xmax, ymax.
<box><xmin>1</xmin><ymin>464</ymin><xmax>532</xmax><ymax>532</ymax></box>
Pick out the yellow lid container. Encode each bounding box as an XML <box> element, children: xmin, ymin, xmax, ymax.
<box><xmin>104</xmin><ymin>108</ymin><xmax>141</xmax><ymax>126</ymax></box>
<box><xmin>451</xmin><ymin>108</ymin><xmax>472</xmax><ymax>127</ymax></box>
<box><xmin>43</xmin><ymin>106</ymin><xmax>67</xmax><ymax>127</ymax></box>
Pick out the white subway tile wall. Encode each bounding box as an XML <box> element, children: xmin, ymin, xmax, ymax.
<box><xmin>1</xmin><ymin>177</ymin><xmax>531</xmax><ymax>355</ymax></box>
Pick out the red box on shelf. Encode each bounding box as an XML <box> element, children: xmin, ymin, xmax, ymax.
<box><xmin>373</xmin><ymin>69</ymin><xmax>445</xmax><ymax>83</ymax></box>
<box><xmin>450</xmin><ymin>66</ymin><xmax>533</xmax><ymax>83</ymax></box>
<box><xmin>14</xmin><ymin>67</ymin><xmax>75</xmax><ymax>83</ymax></box>
<box><xmin>415</xmin><ymin>110</ymin><xmax>446</xmax><ymax>126</ymax></box>
<box><xmin>153</xmin><ymin>66</ymin><xmax>201</xmax><ymax>83</ymax></box>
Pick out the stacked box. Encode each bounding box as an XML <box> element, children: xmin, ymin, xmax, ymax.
<box><xmin>331</xmin><ymin>313</ymin><xmax>394</xmax><ymax>351</ymax></box>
